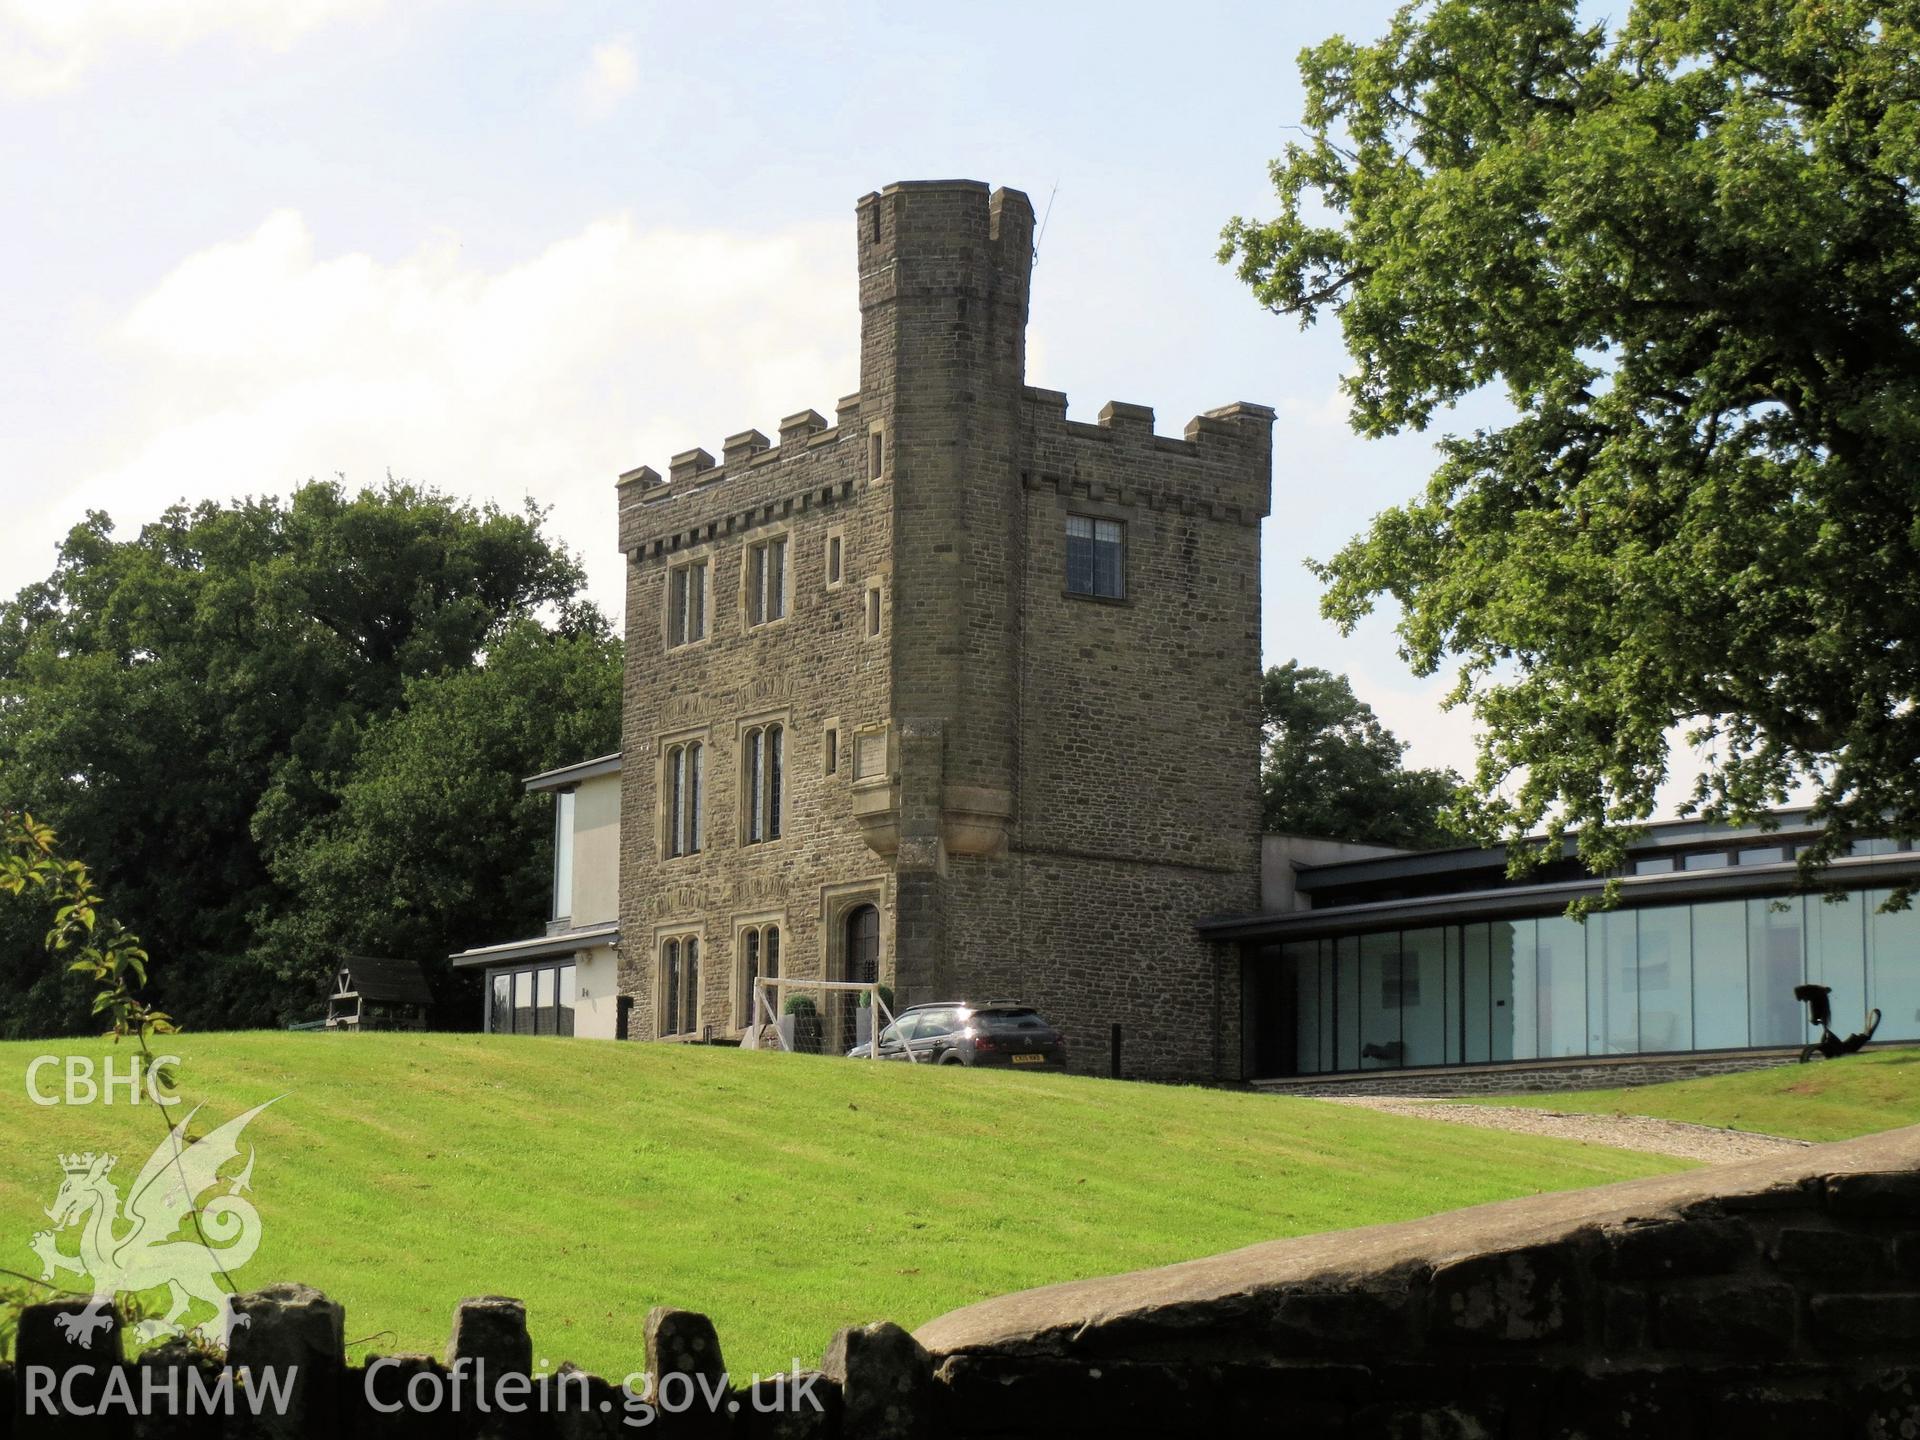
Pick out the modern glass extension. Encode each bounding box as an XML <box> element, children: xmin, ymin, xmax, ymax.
<box><xmin>1245</xmin><ymin>884</ymin><xmax>1920</xmax><ymax>1077</ymax></box>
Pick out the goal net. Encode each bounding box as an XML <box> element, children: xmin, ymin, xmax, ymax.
<box><xmin>742</xmin><ymin>976</ymin><xmax>912</xmax><ymax>1061</ymax></box>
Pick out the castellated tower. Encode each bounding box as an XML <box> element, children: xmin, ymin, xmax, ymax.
<box><xmin>615</xmin><ymin>180</ymin><xmax>1272</xmax><ymax>1081</ymax></box>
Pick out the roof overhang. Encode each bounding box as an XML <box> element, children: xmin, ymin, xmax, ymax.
<box><xmin>523</xmin><ymin>753</ymin><xmax>622</xmax><ymax>794</ymax></box>
<box><xmin>1199</xmin><ymin>852</ymin><xmax>1920</xmax><ymax>945</ymax></box>
<box><xmin>449</xmin><ymin>922</ymin><xmax>620</xmax><ymax>968</ymax></box>
<box><xmin>1292</xmin><ymin>807</ymin><xmax>1822</xmax><ymax>894</ymax></box>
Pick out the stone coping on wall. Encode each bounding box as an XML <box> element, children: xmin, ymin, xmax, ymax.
<box><xmin>915</xmin><ymin>1122</ymin><xmax>1920</xmax><ymax>1361</ymax></box>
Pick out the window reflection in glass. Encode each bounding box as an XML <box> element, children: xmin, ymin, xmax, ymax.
<box><xmin>1748</xmin><ymin>899</ymin><xmax>1804</xmax><ymax>1046</ymax></box>
<box><xmin>1691</xmin><ymin>901</ymin><xmax>1747</xmax><ymax>1049</ymax></box>
<box><xmin>1590</xmin><ymin>910</ymin><xmax>1638</xmax><ymax>1055</ymax></box>
<box><xmin>1401</xmin><ymin>928</ymin><xmax>1447</xmax><ymax>1066</ymax></box>
<box><xmin>1537</xmin><ymin>916</ymin><xmax>1585</xmax><ymax>1057</ymax></box>
<box><xmin>1869</xmin><ymin>889</ymin><xmax>1920</xmax><ymax>1041</ymax></box>
<box><xmin>1636</xmin><ymin>906</ymin><xmax>1690</xmax><ymax>1052</ymax></box>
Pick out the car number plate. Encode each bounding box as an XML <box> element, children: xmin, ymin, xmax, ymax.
<box><xmin>1011</xmin><ymin>1053</ymin><xmax>1044</xmax><ymax>1065</ymax></box>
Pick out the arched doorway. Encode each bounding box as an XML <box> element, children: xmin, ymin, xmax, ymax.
<box><xmin>845</xmin><ymin>904</ymin><xmax>880</xmax><ymax>985</ymax></box>
<box><xmin>842</xmin><ymin>903</ymin><xmax>880</xmax><ymax>1049</ymax></box>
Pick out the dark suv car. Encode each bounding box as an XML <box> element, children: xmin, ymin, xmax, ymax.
<box><xmin>850</xmin><ymin>1000</ymin><xmax>1068</xmax><ymax>1069</ymax></box>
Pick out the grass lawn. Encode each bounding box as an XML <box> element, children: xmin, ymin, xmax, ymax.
<box><xmin>0</xmin><ymin>1032</ymin><xmax>1684</xmax><ymax>1376</ymax></box>
<box><xmin>1475</xmin><ymin>1046</ymin><xmax>1920</xmax><ymax>1142</ymax></box>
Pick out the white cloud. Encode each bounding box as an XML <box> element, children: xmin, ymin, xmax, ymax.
<box><xmin>1348</xmin><ymin>662</ymin><xmax>1767</xmax><ymax>826</ymax></box>
<box><xmin>0</xmin><ymin>0</ymin><xmax>384</xmax><ymax>96</ymax></box>
<box><xmin>572</xmin><ymin>35</ymin><xmax>638</xmax><ymax>119</ymax></box>
<box><xmin>1277</xmin><ymin>384</ymin><xmax>1352</xmax><ymax>430</ymax></box>
<box><xmin>1344</xmin><ymin>664</ymin><xmax>1482</xmax><ymax>781</ymax></box>
<box><xmin>35</xmin><ymin>208</ymin><xmax>857</xmax><ymax>623</ymax></box>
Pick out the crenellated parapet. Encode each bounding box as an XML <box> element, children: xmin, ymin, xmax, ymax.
<box><xmin>1020</xmin><ymin>388</ymin><xmax>1275</xmax><ymax>526</ymax></box>
<box><xmin>615</xmin><ymin>393</ymin><xmax>869</xmax><ymax>561</ymax></box>
<box><xmin>617</xmin><ymin>386</ymin><xmax>1274</xmax><ymax>563</ymax></box>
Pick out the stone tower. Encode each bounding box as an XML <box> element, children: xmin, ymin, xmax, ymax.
<box><xmin>616</xmin><ymin>180</ymin><xmax>1272</xmax><ymax>1081</ymax></box>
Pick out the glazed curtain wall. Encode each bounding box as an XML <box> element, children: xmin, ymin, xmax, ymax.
<box><xmin>1277</xmin><ymin>888</ymin><xmax>1920</xmax><ymax>1074</ymax></box>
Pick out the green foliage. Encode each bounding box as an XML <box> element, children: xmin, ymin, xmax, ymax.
<box><xmin>0</xmin><ymin>480</ymin><xmax>606</xmax><ymax>1030</ymax></box>
<box><xmin>0</xmin><ymin>1032</ymin><xmax>1682</xmax><ymax>1376</ymax></box>
<box><xmin>1262</xmin><ymin>661</ymin><xmax>1459</xmax><ymax>848</ymax></box>
<box><xmin>258</xmin><ymin>617</ymin><xmax>621</xmax><ymax>1017</ymax></box>
<box><xmin>784</xmin><ymin>994</ymin><xmax>819</xmax><ymax>1017</ymax></box>
<box><xmin>0</xmin><ymin>809</ymin><xmax>169</xmax><ymax>1048</ymax></box>
<box><xmin>1223</xmin><ymin>1</ymin><xmax>1920</xmax><ymax>886</ymax></box>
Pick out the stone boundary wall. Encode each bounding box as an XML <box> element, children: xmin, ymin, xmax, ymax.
<box><xmin>6</xmin><ymin>1126</ymin><xmax>1917</xmax><ymax>1437</ymax></box>
<box><xmin>918</xmin><ymin>1124</ymin><xmax>1920</xmax><ymax>1438</ymax></box>
<box><xmin>1253</xmin><ymin>1047</ymin><xmax>1814</xmax><ymax>1097</ymax></box>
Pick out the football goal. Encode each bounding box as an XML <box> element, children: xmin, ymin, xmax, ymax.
<box><xmin>742</xmin><ymin>976</ymin><xmax>913</xmax><ymax>1061</ymax></box>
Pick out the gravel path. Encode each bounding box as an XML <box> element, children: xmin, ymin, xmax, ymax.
<box><xmin>1318</xmin><ymin>1096</ymin><xmax>1811</xmax><ymax>1163</ymax></box>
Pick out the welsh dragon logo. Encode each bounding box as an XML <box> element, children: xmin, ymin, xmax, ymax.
<box><xmin>28</xmin><ymin>1100</ymin><xmax>277</xmax><ymax>1347</ymax></box>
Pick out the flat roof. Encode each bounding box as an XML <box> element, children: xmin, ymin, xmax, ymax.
<box><xmin>1201</xmin><ymin>848</ymin><xmax>1920</xmax><ymax>944</ymax></box>
<box><xmin>449</xmin><ymin>922</ymin><xmax>619</xmax><ymax>967</ymax></box>
<box><xmin>523</xmin><ymin>752</ymin><xmax>622</xmax><ymax>793</ymax></box>
<box><xmin>1292</xmin><ymin>807</ymin><xmax>1822</xmax><ymax>893</ymax></box>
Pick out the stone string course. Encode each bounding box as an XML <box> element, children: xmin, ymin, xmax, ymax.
<box><xmin>6</xmin><ymin>1125</ymin><xmax>1917</xmax><ymax>1437</ymax></box>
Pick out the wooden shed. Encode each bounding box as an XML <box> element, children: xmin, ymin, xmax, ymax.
<box><xmin>326</xmin><ymin>957</ymin><xmax>434</xmax><ymax>1032</ymax></box>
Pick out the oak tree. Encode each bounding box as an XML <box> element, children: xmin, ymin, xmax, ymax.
<box><xmin>1223</xmin><ymin>0</ymin><xmax>1920</xmax><ymax>881</ymax></box>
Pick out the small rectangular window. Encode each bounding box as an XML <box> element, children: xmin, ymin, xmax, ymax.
<box><xmin>1066</xmin><ymin>515</ymin><xmax>1124</xmax><ymax>599</ymax></box>
<box><xmin>743</xmin><ymin>723</ymin><xmax>784</xmax><ymax>845</ymax></box>
<box><xmin>746</xmin><ymin>537</ymin><xmax>788</xmax><ymax>626</ymax></box>
<box><xmin>666</xmin><ymin>741</ymin><xmax>703</xmax><ymax>857</ymax></box>
<box><xmin>1682</xmin><ymin>851</ymin><xmax>1730</xmax><ymax>871</ymax></box>
<box><xmin>869</xmin><ymin>429</ymin><xmax>885</xmax><ymax>480</ymax></box>
<box><xmin>825</xmin><ymin>728</ymin><xmax>839</xmax><ymax>775</ymax></box>
<box><xmin>552</xmin><ymin>790</ymin><xmax>575</xmax><ymax>920</ymax></box>
<box><xmin>1738</xmin><ymin>845</ymin><xmax>1788</xmax><ymax>865</ymax></box>
<box><xmin>1633</xmin><ymin>856</ymin><xmax>1675</xmax><ymax>875</ymax></box>
<box><xmin>827</xmin><ymin>534</ymin><xmax>843</xmax><ymax>586</ymax></box>
<box><xmin>866</xmin><ymin>585</ymin><xmax>882</xmax><ymax>637</ymax></box>
<box><xmin>668</xmin><ymin>560</ymin><xmax>708</xmax><ymax>646</ymax></box>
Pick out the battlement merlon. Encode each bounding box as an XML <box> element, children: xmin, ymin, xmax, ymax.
<box><xmin>853</xmin><ymin>180</ymin><xmax>1035</xmax><ymax>280</ymax></box>
<box><xmin>616</xmin><ymin>400</ymin><xmax>863</xmax><ymax>560</ymax></box>
<box><xmin>1022</xmin><ymin>389</ymin><xmax>1275</xmax><ymax>524</ymax></box>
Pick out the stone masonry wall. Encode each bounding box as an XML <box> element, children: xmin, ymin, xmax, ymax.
<box><xmin>1014</xmin><ymin>390</ymin><xmax>1268</xmax><ymax>877</ymax></box>
<box><xmin>936</xmin><ymin>388</ymin><xmax>1269</xmax><ymax>1082</ymax></box>
<box><xmin>940</xmin><ymin>854</ymin><xmax>1246</xmax><ymax>1082</ymax></box>
<box><xmin>616</xmin><ymin>386</ymin><xmax>898</xmax><ymax>1043</ymax></box>
<box><xmin>9</xmin><ymin>1125</ymin><xmax>1916</xmax><ymax>1437</ymax></box>
<box><xmin>917</xmin><ymin>1121</ymin><xmax>1920</xmax><ymax>1438</ymax></box>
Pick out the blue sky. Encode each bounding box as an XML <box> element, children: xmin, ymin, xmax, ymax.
<box><xmin>3</xmin><ymin>0</ymin><xmax>1505</xmax><ymax>776</ymax></box>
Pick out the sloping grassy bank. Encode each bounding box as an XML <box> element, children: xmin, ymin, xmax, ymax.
<box><xmin>1476</xmin><ymin>1046</ymin><xmax>1920</xmax><ymax>1142</ymax></box>
<box><xmin>0</xmin><ymin>1032</ymin><xmax>1685</xmax><ymax>1374</ymax></box>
